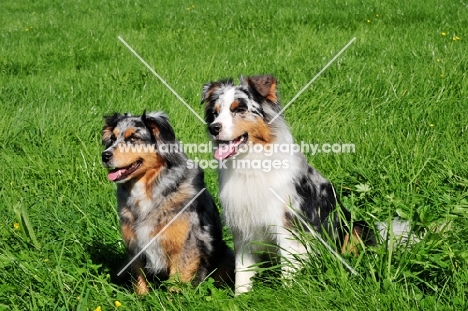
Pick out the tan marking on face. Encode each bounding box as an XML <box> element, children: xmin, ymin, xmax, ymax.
<box><xmin>124</xmin><ymin>128</ymin><xmax>136</xmax><ymax>139</ymax></box>
<box><xmin>113</xmin><ymin>128</ymin><xmax>119</xmax><ymax>137</ymax></box>
<box><xmin>229</xmin><ymin>100</ymin><xmax>240</xmax><ymax>112</ymax></box>
<box><xmin>233</xmin><ymin>116</ymin><xmax>274</xmax><ymax>145</ymax></box>
<box><xmin>109</xmin><ymin>142</ymin><xmax>165</xmax><ymax>182</ymax></box>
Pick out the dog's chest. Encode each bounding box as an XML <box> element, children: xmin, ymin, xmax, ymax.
<box><xmin>117</xmin><ymin>182</ymin><xmax>168</xmax><ymax>274</ymax></box>
<box><xmin>219</xmin><ymin>163</ymin><xmax>297</xmax><ymax>231</ymax></box>
<box><xmin>117</xmin><ymin>182</ymin><xmax>160</xmax><ymax>217</ymax></box>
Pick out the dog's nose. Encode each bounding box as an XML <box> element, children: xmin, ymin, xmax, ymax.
<box><xmin>209</xmin><ymin>123</ymin><xmax>222</xmax><ymax>136</ymax></box>
<box><xmin>102</xmin><ymin>151</ymin><xmax>113</xmax><ymax>163</ymax></box>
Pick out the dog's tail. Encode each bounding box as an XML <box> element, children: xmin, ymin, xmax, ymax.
<box><xmin>210</xmin><ymin>245</ymin><xmax>235</xmax><ymax>288</ymax></box>
<box><xmin>341</xmin><ymin>218</ymin><xmax>419</xmax><ymax>254</ymax></box>
<box><xmin>375</xmin><ymin>218</ymin><xmax>420</xmax><ymax>246</ymax></box>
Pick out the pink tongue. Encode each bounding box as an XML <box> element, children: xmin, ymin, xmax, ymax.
<box><xmin>214</xmin><ymin>139</ymin><xmax>243</xmax><ymax>160</ymax></box>
<box><xmin>107</xmin><ymin>168</ymin><xmax>127</xmax><ymax>181</ymax></box>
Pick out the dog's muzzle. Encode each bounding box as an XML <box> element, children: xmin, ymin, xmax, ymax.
<box><xmin>209</xmin><ymin>122</ymin><xmax>222</xmax><ymax>136</ymax></box>
<box><xmin>102</xmin><ymin>150</ymin><xmax>113</xmax><ymax>164</ymax></box>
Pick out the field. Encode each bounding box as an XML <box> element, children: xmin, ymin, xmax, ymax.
<box><xmin>1</xmin><ymin>0</ymin><xmax>467</xmax><ymax>309</ymax></box>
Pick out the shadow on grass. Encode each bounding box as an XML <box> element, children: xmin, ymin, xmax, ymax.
<box><xmin>88</xmin><ymin>240</ymin><xmax>169</xmax><ymax>291</ymax></box>
<box><xmin>87</xmin><ymin>240</ymin><xmax>132</xmax><ymax>289</ymax></box>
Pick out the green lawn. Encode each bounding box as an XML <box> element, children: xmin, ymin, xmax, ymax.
<box><xmin>1</xmin><ymin>0</ymin><xmax>467</xmax><ymax>309</ymax></box>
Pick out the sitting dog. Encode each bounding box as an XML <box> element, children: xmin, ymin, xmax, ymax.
<box><xmin>201</xmin><ymin>75</ymin><xmax>375</xmax><ymax>294</ymax></box>
<box><xmin>101</xmin><ymin>111</ymin><xmax>234</xmax><ymax>294</ymax></box>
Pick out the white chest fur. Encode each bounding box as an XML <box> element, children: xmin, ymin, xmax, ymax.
<box><xmin>219</xmin><ymin>149</ymin><xmax>302</xmax><ymax>242</ymax></box>
<box><xmin>118</xmin><ymin>181</ymin><xmax>168</xmax><ymax>274</ymax></box>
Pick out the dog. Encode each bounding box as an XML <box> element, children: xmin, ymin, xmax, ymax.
<box><xmin>201</xmin><ymin>75</ymin><xmax>376</xmax><ymax>294</ymax></box>
<box><xmin>101</xmin><ymin>111</ymin><xmax>234</xmax><ymax>294</ymax></box>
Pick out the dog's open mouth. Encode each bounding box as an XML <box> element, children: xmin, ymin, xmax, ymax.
<box><xmin>214</xmin><ymin>134</ymin><xmax>248</xmax><ymax>160</ymax></box>
<box><xmin>107</xmin><ymin>161</ymin><xmax>142</xmax><ymax>182</ymax></box>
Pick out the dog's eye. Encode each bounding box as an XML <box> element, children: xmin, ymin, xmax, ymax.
<box><xmin>110</xmin><ymin>134</ymin><xmax>116</xmax><ymax>141</ymax></box>
<box><xmin>230</xmin><ymin>100</ymin><xmax>248</xmax><ymax>114</ymax></box>
<box><xmin>234</xmin><ymin>106</ymin><xmax>247</xmax><ymax>114</ymax></box>
<box><xmin>232</xmin><ymin>104</ymin><xmax>248</xmax><ymax>114</ymax></box>
<box><xmin>127</xmin><ymin>136</ymin><xmax>139</xmax><ymax>143</ymax></box>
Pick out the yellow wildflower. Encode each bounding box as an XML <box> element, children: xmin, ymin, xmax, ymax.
<box><xmin>13</xmin><ymin>222</ymin><xmax>20</xmax><ymax>229</ymax></box>
<box><xmin>93</xmin><ymin>307</ymin><xmax>102</xmax><ymax>311</ymax></box>
<box><xmin>441</xmin><ymin>32</ymin><xmax>446</xmax><ymax>36</ymax></box>
<box><xmin>453</xmin><ymin>36</ymin><xmax>460</xmax><ymax>41</ymax></box>
<box><xmin>430</xmin><ymin>124</ymin><xmax>434</xmax><ymax>127</ymax></box>
<box><xmin>114</xmin><ymin>301</ymin><xmax>122</xmax><ymax>308</ymax></box>
<box><xmin>367</xmin><ymin>19</ymin><xmax>371</xmax><ymax>23</ymax></box>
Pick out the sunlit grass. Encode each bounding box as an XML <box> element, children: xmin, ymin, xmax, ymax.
<box><xmin>0</xmin><ymin>0</ymin><xmax>467</xmax><ymax>309</ymax></box>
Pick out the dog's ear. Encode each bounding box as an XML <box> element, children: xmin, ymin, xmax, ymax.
<box><xmin>102</xmin><ymin>113</ymin><xmax>124</xmax><ymax>146</ymax></box>
<box><xmin>244</xmin><ymin>75</ymin><xmax>278</xmax><ymax>102</ymax></box>
<box><xmin>201</xmin><ymin>83</ymin><xmax>215</xmax><ymax>104</ymax></box>
<box><xmin>142</xmin><ymin>111</ymin><xmax>182</xmax><ymax>167</ymax></box>
<box><xmin>142</xmin><ymin>111</ymin><xmax>176</xmax><ymax>144</ymax></box>
<box><xmin>201</xmin><ymin>78</ymin><xmax>234</xmax><ymax>104</ymax></box>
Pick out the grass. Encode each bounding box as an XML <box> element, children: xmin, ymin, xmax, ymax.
<box><xmin>1</xmin><ymin>0</ymin><xmax>467</xmax><ymax>309</ymax></box>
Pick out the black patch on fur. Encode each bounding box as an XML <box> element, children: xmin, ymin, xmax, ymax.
<box><xmin>132</xmin><ymin>120</ymin><xmax>145</xmax><ymax>129</ymax></box>
<box><xmin>294</xmin><ymin>166</ymin><xmax>376</xmax><ymax>247</ymax></box>
<box><xmin>201</xmin><ymin>79</ymin><xmax>235</xmax><ymax>124</ymax></box>
<box><xmin>141</xmin><ymin>111</ymin><xmax>184</xmax><ymax>168</ymax></box>
<box><xmin>141</xmin><ymin>111</ymin><xmax>176</xmax><ymax>144</ymax></box>
<box><xmin>103</xmin><ymin>113</ymin><xmax>124</xmax><ymax>128</ymax></box>
<box><xmin>102</xmin><ymin>113</ymin><xmax>124</xmax><ymax>146</ymax></box>
<box><xmin>159</xmin><ymin>168</ymin><xmax>187</xmax><ymax>197</ymax></box>
<box><xmin>294</xmin><ymin>167</ymin><xmax>334</xmax><ymax>229</ymax></box>
<box><xmin>204</xmin><ymin>103</ymin><xmax>217</xmax><ymax>125</ymax></box>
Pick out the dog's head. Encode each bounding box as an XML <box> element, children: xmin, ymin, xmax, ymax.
<box><xmin>101</xmin><ymin>111</ymin><xmax>180</xmax><ymax>183</ymax></box>
<box><xmin>201</xmin><ymin>75</ymin><xmax>282</xmax><ymax>160</ymax></box>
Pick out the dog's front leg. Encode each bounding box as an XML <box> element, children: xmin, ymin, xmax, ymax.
<box><xmin>277</xmin><ymin>227</ymin><xmax>307</xmax><ymax>281</ymax></box>
<box><xmin>132</xmin><ymin>258</ymin><xmax>150</xmax><ymax>295</ymax></box>
<box><xmin>234</xmin><ymin>236</ymin><xmax>259</xmax><ymax>295</ymax></box>
<box><xmin>120</xmin><ymin>213</ymin><xmax>150</xmax><ymax>295</ymax></box>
